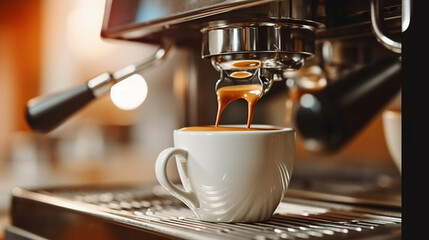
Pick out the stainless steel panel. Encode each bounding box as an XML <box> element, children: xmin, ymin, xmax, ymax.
<box><xmin>9</xmin><ymin>184</ymin><xmax>401</xmax><ymax>240</ymax></box>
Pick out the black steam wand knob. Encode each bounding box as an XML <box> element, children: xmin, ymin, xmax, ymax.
<box><xmin>26</xmin><ymin>44</ymin><xmax>172</xmax><ymax>133</ymax></box>
<box><xmin>26</xmin><ymin>73</ymin><xmax>112</xmax><ymax>133</ymax></box>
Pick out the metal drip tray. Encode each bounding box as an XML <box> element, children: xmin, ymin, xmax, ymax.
<box><xmin>7</xmin><ymin>184</ymin><xmax>401</xmax><ymax>239</ymax></box>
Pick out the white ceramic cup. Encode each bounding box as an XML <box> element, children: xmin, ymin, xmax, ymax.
<box><xmin>382</xmin><ymin>109</ymin><xmax>401</xmax><ymax>173</ymax></box>
<box><xmin>155</xmin><ymin>125</ymin><xmax>295</xmax><ymax>223</ymax></box>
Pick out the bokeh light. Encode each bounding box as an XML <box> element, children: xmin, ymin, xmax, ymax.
<box><xmin>110</xmin><ymin>74</ymin><xmax>148</xmax><ymax>110</ymax></box>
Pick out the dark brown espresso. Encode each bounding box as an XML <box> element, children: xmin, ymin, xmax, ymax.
<box><xmin>215</xmin><ymin>84</ymin><xmax>263</xmax><ymax>128</ymax></box>
<box><xmin>180</xmin><ymin>126</ymin><xmax>281</xmax><ymax>132</ymax></box>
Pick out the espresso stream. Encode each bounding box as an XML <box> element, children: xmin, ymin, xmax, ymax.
<box><xmin>215</xmin><ymin>84</ymin><xmax>263</xmax><ymax>128</ymax></box>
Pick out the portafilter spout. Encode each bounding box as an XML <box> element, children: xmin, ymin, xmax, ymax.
<box><xmin>201</xmin><ymin>21</ymin><xmax>321</xmax><ymax>95</ymax></box>
<box><xmin>26</xmin><ymin>43</ymin><xmax>172</xmax><ymax>133</ymax></box>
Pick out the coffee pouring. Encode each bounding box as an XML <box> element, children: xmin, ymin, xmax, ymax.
<box><xmin>213</xmin><ymin>60</ymin><xmax>270</xmax><ymax>128</ymax></box>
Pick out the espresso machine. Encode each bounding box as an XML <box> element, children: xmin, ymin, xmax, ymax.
<box><xmin>25</xmin><ymin>0</ymin><xmax>402</xmax><ymax>151</ymax></box>
<box><xmin>7</xmin><ymin>0</ymin><xmax>411</xmax><ymax>239</ymax></box>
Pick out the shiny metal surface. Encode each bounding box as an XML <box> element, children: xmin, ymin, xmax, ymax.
<box><xmin>199</xmin><ymin>0</ymin><xmax>324</xmax><ymax>94</ymax></box>
<box><xmin>202</xmin><ymin>21</ymin><xmax>318</xmax><ymax>95</ymax></box>
<box><xmin>200</xmin><ymin>0</ymin><xmax>325</xmax><ymax>86</ymax></box>
<box><xmin>370</xmin><ymin>0</ymin><xmax>403</xmax><ymax>53</ymax></box>
<box><xmin>9</xmin><ymin>184</ymin><xmax>401</xmax><ymax>240</ymax></box>
<box><xmin>103</xmin><ymin>0</ymin><xmax>327</xmax><ymax>85</ymax></box>
<box><xmin>88</xmin><ymin>43</ymin><xmax>172</xmax><ymax>99</ymax></box>
<box><xmin>101</xmin><ymin>0</ymin><xmax>326</xmax><ymax>45</ymax></box>
<box><xmin>102</xmin><ymin>0</ymin><xmax>275</xmax><ymax>41</ymax></box>
<box><xmin>202</xmin><ymin>23</ymin><xmax>316</xmax><ymax>70</ymax></box>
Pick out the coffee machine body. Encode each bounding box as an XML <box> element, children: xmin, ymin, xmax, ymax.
<box><xmin>100</xmin><ymin>0</ymin><xmax>402</xmax><ymax>153</ymax></box>
<box><xmin>25</xmin><ymin>0</ymin><xmax>403</xmax><ymax>154</ymax></box>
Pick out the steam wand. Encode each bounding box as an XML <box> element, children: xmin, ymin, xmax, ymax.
<box><xmin>26</xmin><ymin>43</ymin><xmax>172</xmax><ymax>133</ymax></box>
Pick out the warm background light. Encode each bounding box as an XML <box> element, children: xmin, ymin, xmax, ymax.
<box><xmin>110</xmin><ymin>74</ymin><xmax>148</xmax><ymax>110</ymax></box>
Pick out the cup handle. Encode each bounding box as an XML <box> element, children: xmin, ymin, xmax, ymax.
<box><xmin>155</xmin><ymin>147</ymin><xmax>199</xmax><ymax>209</ymax></box>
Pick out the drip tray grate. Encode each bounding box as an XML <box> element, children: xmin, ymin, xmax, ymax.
<box><xmin>8</xmin><ymin>184</ymin><xmax>401</xmax><ymax>239</ymax></box>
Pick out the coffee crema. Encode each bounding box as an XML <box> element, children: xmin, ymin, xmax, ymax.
<box><xmin>179</xmin><ymin>126</ymin><xmax>281</xmax><ymax>132</ymax></box>
<box><xmin>215</xmin><ymin>84</ymin><xmax>263</xmax><ymax>128</ymax></box>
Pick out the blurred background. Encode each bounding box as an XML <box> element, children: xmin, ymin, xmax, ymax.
<box><xmin>0</xmin><ymin>0</ymin><xmax>401</xmax><ymax>238</ymax></box>
<box><xmin>0</xmin><ymin>0</ymin><xmax>189</xmax><ymax>235</ymax></box>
